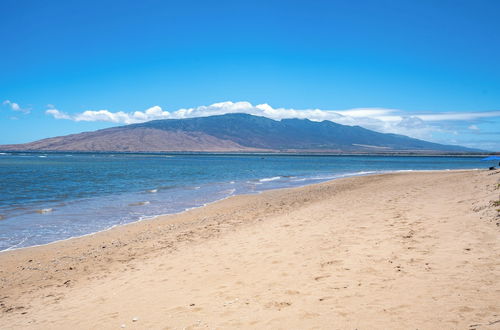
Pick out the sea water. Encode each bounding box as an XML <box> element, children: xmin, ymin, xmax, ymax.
<box><xmin>0</xmin><ymin>152</ymin><xmax>486</xmax><ymax>251</ymax></box>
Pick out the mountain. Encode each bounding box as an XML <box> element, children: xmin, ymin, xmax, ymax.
<box><xmin>0</xmin><ymin>113</ymin><xmax>480</xmax><ymax>153</ymax></box>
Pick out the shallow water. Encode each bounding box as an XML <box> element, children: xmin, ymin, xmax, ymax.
<box><xmin>0</xmin><ymin>152</ymin><xmax>486</xmax><ymax>250</ymax></box>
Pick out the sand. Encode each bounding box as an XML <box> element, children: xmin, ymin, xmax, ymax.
<box><xmin>1</xmin><ymin>170</ymin><xmax>499</xmax><ymax>329</ymax></box>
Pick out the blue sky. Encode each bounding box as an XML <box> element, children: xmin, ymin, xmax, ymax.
<box><xmin>1</xmin><ymin>0</ymin><xmax>499</xmax><ymax>151</ymax></box>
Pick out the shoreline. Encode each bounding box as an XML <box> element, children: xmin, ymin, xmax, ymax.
<box><xmin>0</xmin><ymin>190</ymin><xmax>238</xmax><ymax>254</ymax></box>
<box><xmin>0</xmin><ymin>150</ymin><xmax>494</xmax><ymax>156</ymax></box>
<box><xmin>0</xmin><ymin>168</ymin><xmax>477</xmax><ymax>253</ymax></box>
<box><xmin>0</xmin><ymin>169</ymin><xmax>383</xmax><ymax>252</ymax></box>
<box><xmin>1</xmin><ymin>169</ymin><xmax>499</xmax><ymax>329</ymax></box>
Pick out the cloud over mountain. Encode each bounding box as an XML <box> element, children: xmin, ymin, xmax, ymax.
<box><xmin>1</xmin><ymin>113</ymin><xmax>482</xmax><ymax>153</ymax></box>
<box><xmin>44</xmin><ymin>101</ymin><xmax>500</xmax><ymax>145</ymax></box>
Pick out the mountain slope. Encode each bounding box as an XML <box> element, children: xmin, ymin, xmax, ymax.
<box><xmin>0</xmin><ymin>127</ymin><xmax>260</xmax><ymax>152</ymax></box>
<box><xmin>0</xmin><ymin>113</ymin><xmax>480</xmax><ymax>153</ymax></box>
<box><xmin>132</xmin><ymin>114</ymin><xmax>477</xmax><ymax>152</ymax></box>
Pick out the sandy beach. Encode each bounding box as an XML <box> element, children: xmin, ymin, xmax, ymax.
<box><xmin>1</xmin><ymin>170</ymin><xmax>499</xmax><ymax>329</ymax></box>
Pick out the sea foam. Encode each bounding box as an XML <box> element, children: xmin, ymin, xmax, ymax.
<box><xmin>259</xmin><ymin>176</ymin><xmax>281</xmax><ymax>182</ymax></box>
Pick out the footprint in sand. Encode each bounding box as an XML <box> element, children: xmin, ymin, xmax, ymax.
<box><xmin>314</xmin><ymin>275</ymin><xmax>331</xmax><ymax>281</ymax></box>
<box><xmin>265</xmin><ymin>301</ymin><xmax>292</xmax><ymax>311</ymax></box>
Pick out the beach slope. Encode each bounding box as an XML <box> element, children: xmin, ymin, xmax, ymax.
<box><xmin>1</xmin><ymin>170</ymin><xmax>499</xmax><ymax>329</ymax></box>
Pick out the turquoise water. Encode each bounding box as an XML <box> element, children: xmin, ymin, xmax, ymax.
<box><xmin>0</xmin><ymin>152</ymin><xmax>486</xmax><ymax>251</ymax></box>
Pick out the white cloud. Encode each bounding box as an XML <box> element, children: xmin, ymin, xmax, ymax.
<box><xmin>3</xmin><ymin>100</ymin><xmax>20</xmax><ymax>111</ymax></box>
<box><xmin>415</xmin><ymin>111</ymin><xmax>500</xmax><ymax>121</ymax></box>
<box><xmin>46</xmin><ymin>106</ymin><xmax>171</xmax><ymax>124</ymax></box>
<box><xmin>45</xmin><ymin>109</ymin><xmax>71</xmax><ymax>120</ymax></box>
<box><xmin>44</xmin><ymin>101</ymin><xmax>500</xmax><ymax>143</ymax></box>
<box><xmin>2</xmin><ymin>100</ymin><xmax>30</xmax><ymax>114</ymax></box>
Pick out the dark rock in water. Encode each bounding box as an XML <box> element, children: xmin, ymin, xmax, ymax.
<box><xmin>129</xmin><ymin>201</ymin><xmax>150</xmax><ymax>206</ymax></box>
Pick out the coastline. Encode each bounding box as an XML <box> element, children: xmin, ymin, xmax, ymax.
<box><xmin>1</xmin><ymin>150</ymin><xmax>494</xmax><ymax>156</ymax></box>
<box><xmin>0</xmin><ymin>169</ymin><xmax>387</xmax><ymax>252</ymax></box>
<box><xmin>1</xmin><ymin>169</ymin><xmax>499</xmax><ymax>329</ymax></box>
<box><xmin>0</xmin><ymin>169</ymin><xmax>474</xmax><ymax>253</ymax></box>
<box><xmin>0</xmin><ymin>153</ymin><xmax>488</xmax><ymax>252</ymax></box>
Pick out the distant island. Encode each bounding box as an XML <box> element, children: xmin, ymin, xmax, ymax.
<box><xmin>0</xmin><ymin>113</ymin><xmax>483</xmax><ymax>153</ymax></box>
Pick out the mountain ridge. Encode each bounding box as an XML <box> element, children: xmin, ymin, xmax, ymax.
<box><xmin>0</xmin><ymin>113</ymin><xmax>482</xmax><ymax>153</ymax></box>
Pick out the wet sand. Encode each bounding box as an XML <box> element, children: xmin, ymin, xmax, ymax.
<box><xmin>1</xmin><ymin>170</ymin><xmax>499</xmax><ymax>329</ymax></box>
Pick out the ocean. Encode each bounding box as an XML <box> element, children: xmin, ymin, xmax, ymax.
<box><xmin>0</xmin><ymin>152</ymin><xmax>487</xmax><ymax>251</ymax></box>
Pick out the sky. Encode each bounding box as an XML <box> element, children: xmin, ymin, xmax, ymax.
<box><xmin>1</xmin><ymin>0</ymin><xmax>499</xmax><ymax>151</ymax></box>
